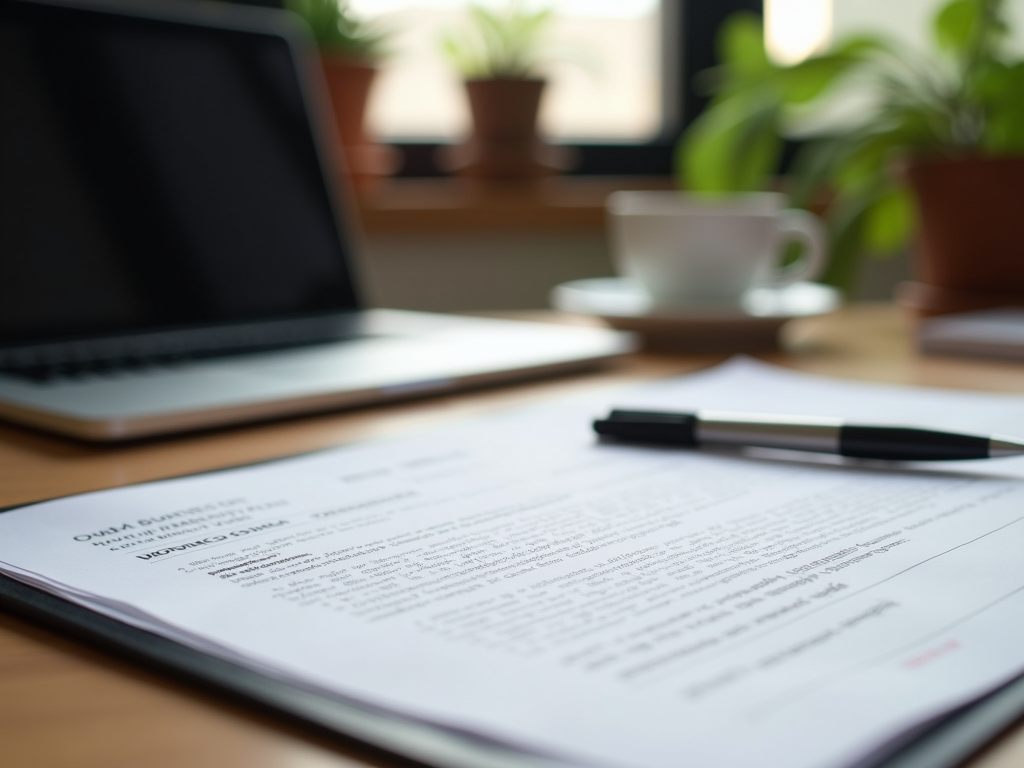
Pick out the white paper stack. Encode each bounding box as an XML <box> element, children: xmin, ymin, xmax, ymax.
<box><xmin>4</xmin><ymin>360</ymin><xmax>1024</xmax><ymax>768</ymax></box>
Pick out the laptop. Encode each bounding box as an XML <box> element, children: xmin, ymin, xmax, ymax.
<box><xmin>0</xmin><ymin>0</ymin><xmax>633</xmax><ymax>441</ymax></box>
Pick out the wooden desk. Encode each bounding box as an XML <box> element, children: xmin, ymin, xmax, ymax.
<box><xmin>3</xmin><ymin>304</ymin><xmax>1024</xmax><ymax>768</ymax></box>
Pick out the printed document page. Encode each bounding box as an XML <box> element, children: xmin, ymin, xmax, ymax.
<box><xmin>4</xmin><ymin>359</ymin><xmax>1024</xmax><ymax>768</ymax></box>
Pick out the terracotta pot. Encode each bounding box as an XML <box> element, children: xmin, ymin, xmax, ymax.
<box><xmin>441</xmin><ymin>77</ymin><xmax>572</xmax><ymax>181</ymax></box>
<box><xmin>319</xmin><ymin>55</ymin><xmax>397</xmax><ymax>192</ymax></box>
<box><xmin>898</xmin><ymin>155</ymin><xmax>1024</xmax><ymax>316</ymax></box>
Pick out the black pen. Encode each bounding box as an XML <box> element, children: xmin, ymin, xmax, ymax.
<box><xmin>593</xmin><ymin>409</ymin><xmax>1024</xmax><ymax>461</ymax></box>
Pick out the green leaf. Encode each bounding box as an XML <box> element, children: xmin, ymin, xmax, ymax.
<box><xmin>778</xmin><ymin>36</ymin><xmax>888</xmax><ymax>104</ymax></box>
<box><xmin>780</xmin><ymin>57</ymin><xmax>851</xmax><ymax>104</ymax></box>
<box><xmin>717</xmin><ymin>13</ymin><xmax>772</xmax><ymax>79</ymax></box>
<box><xmin>862</xmin><ymin>186</ymin><xmax>914</xmax><ymax>253</ymax></box>
<box><xmin>933</xmin><ymin>0</ymin><xmax>981</xmax><ymax>55</ymax></box>
<box><xmin>831</xmin><ymin>35</ymin><xmax>891</xmax><ymax>58</ymax></box>
<box><xmin>733</xmin><ymin>105</ymin><xmax>783</xmax><ymax>190</ymax></box>
<box><xmin>977</xmin><ymin>62</ymin><xmax>1024</xmax><ymax>153</ymax></box>
<box><xmin>676</xmin><ymin>94</ymin><xmax>781</xmax><ymax>193</ymax></box>
<box><xmin>676</xmin><ymin>107</ymin><xmax>739</xmax><ymax>192</ymax></box>
<box><xmin>834</xmin><ymin>139</ymin><xmax>887</xmax><ymax>194</ymax></box>
<box><xmin>933</xmin><ymin>0</ymin><xmax>1009</xmax><ymax>63</ymax></box>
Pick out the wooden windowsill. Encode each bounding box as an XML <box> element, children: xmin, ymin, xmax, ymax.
<box><xmin>354</xmin><ymin>176</ymin><xmax>675</xmax><ymax>234</ymax></box>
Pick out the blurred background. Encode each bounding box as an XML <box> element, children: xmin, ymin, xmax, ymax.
<box><xmin>228</xmin><ymin>0</ymin><xmax>1024</xmax><ymax>313</ymax></box>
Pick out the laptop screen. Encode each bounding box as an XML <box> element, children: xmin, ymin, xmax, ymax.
<box><xmin>0</xmin><ymin>0</ymin><xmax>361</xmax><ymax>357</ymax></box>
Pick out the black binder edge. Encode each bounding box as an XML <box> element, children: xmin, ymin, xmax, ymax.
<box><xmin>4</xmin><ymin>569</ymin><xmax>1024</xmax><ymax>768</ymax></box>
<box><xmin>0</xmin><ymin>572</ymin><xmax>567</xmax><ymax>768</ymax></box>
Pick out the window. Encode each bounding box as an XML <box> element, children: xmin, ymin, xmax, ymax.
<box><xmin>352</xmin><ymin>0</ymin><xmax>662</xmax><ymax>142</ymax></box>
<box><xmin>372</xmin><ymin>0</ymin><xmax>762</xmax><ymax>176</ymax></box>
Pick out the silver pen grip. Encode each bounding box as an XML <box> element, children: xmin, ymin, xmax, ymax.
<box><xmin>696</xmin><ymin>411</ymin><xmax>843</xmax><ymax>453</ymax></box>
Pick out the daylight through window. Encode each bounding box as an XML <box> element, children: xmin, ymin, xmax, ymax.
<box><xmin>350</xmin><ymin>0</ymin><xmax>662</xmax><ymax>141</ymax></box>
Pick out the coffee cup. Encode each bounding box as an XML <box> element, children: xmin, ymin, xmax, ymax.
<box><xmin>606</xmin><ymin>191</ymin><xmax>827</xmax><ymax>307</ymax></box>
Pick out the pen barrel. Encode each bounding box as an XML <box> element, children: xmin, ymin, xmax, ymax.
<box><xmin>839</xmin><ymin>426</ymin><xmax>989</xmax><ymax>461</ymax></box>
<box><xmin>696</xmin><ymin>417</ymin><xmax>840</xmax><ymax>453</ymax></box>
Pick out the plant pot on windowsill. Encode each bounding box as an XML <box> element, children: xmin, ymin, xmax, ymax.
<box><xmin>439</xmin><ymin>77</ymin><xmax>572</xmax><ymax>182</ymax></box>
<box><xmin>896</xmin><ymin>155</ymin><xmax>1024</xmax><ymax>317</ymax></box>
<box><xmin>320</xmin><ymin>55</ymin><xmax>398</xmax><ymax>193</ymax></box>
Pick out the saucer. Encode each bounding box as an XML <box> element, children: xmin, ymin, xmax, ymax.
<box><xmin>550</xmin><ymin>278</ymin><xmax>840</xmax><ymax>351</ymax></box>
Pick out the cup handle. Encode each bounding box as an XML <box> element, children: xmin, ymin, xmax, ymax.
<box><xmin>770</xmin><ymin>209</ymin><xmax>828</xmax><ymax>287</ymax></box>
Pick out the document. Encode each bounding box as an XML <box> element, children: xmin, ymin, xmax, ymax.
<box><xmin>4</xmin><ymin>359</ymin><xmax>1024</xmax><ymax>768</ymax></box>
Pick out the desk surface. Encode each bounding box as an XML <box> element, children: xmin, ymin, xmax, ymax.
<box><xmin>4</xmin><ymin>304</ymin><xmax>1024</xmax><ymax>768</ymax></box>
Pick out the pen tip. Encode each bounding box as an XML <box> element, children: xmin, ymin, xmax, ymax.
<box><xmin>989</xmin><ymin>436</ymin><xmax>1024</xmax><ymax>458</ymax></box>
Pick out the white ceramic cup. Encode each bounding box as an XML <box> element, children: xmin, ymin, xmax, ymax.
<box><xmin>606</xmin><ymin>191</ymin><xmax>827</xmax><ymax>307</ymax></box>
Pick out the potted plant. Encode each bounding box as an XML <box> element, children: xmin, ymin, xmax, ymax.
<box><xmin>285</xmin><ymin>0</ymin><xmax>396</xmax><ymax>191</ymax></box>
<box><xmin>679</xmin><ymin>0</ymin><xmax>1024</xmax><ymax>314</ymax></box>
<box><xmin>439</xmin><ymin>1</ymin><xmax>572</xmax><ymax>181</ymax></box>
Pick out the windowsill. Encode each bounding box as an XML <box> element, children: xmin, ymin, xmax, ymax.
<box><xmin>354</xmin><ymin>176</ymin><xmax>675</xmax><ymax>233</ymax></box>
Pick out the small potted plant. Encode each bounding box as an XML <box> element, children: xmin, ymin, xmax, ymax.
<box><xmin>439</xmin><ymin>1</ymin><xmax>571</xmax><ymax>181</ymax></box>
<box><xmin>286</xmin><ymin>0</ymin><xmax>396</xmax><ymax>191</ymax></box>
<box><xmin>679</xmin><ymin>0</ymin><xmax>1024</xmax><ymax>314</ymax></box>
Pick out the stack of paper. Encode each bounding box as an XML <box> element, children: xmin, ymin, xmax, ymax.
<box><xmin>3</xmin><ymin>360</ymin><xmax>1024</xmax><ymax>768</ymax></box>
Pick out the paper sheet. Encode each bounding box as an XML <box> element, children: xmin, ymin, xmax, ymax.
<box><xmin>4</xmin><ymin>359</ymin><xmax>1024</xmax><ymax>768</ymax></box>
